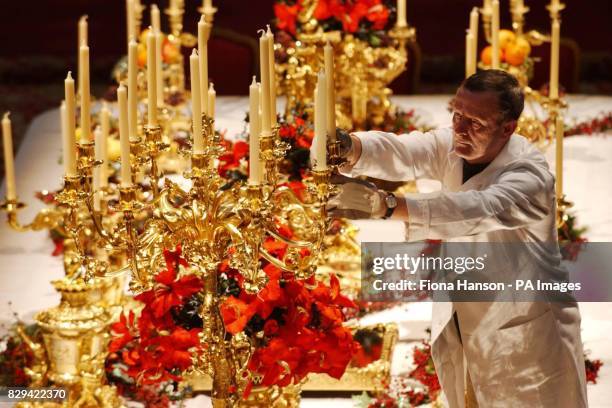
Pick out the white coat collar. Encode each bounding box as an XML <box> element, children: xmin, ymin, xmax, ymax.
<box><xmin>444</xmin><ymin>133</ymin><xmax>528</xmax><ymax>192</ymax></box>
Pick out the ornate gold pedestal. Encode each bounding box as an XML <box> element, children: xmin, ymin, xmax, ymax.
<box><xmin>17</xmin><ymin>278</ymin><xmax>123</xmax><ymax>408</ymax></box>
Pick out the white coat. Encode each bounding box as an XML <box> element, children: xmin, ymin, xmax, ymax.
<box><xmin>345</xmin><ymin>127</ymin><xmax>587</xmax><ymax>408</ymax></box>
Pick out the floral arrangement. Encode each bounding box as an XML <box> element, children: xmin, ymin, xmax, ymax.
<box><xmin>274</xmin><ymin>0</ymin><xmax>396</xmax><ymax>46</ymax></box>
<box><xmin>0</xmin><ymin>322</ymin><xmax>38</xmax><ymax>387</ymax></box>
<box><xmin>352</xmin><ymin>340</ymin><xmax>440</xmax><ymax>408</ymax></box>
<box><xmin>565</xmin><ymin>111</ymin><xmax>612</xmax><ymax>137</ymax></box>
<box><xmin>108</xmin><ymin>247</ymin><xmax>204</xmax><ymax>385</ymax></box>
<box><xmin>107</xmin><ymin>226</ymin><xmax>359</xmax><ymax>400</ymax></box>
<box><xmin>105</xmin><ymin>247</ymin><xmax>202</xmax><ymax>406</ymax></box>
<box><xmin>585</xmin><ymin>355</ymin><xmax>604</xmax><ymax>384</ymax></box>
<box><xmin>218</xmin><ymin>230</ymin><xmax>360</xmax><ymax>391</ymax></box>
<box><xmin>558</xmin><ymin>213</ymin><xmax>588</xmax><ymax>262</ymax></box>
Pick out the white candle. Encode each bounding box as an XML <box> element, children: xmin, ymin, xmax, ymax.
<box><xmin>133</xmin><ymin>0</ymin><xmax>143</xmax><ymax>36</ymax></box>
<box><xmin>99</xmin><ymin>103</ymin><xmax>110</xmax><ymax>189</ymax></box>
<box><xmin>190</xmin><ymin>49</ymin><xmax>204</xmax><ymax>153</ymax></box>
<box><xmin>77</xmin><ymin>16</ymin><xmax>88</xmax><ymax>98</ymax></box>
<box><xmin>324</xmin><ymin>41</ymin><xmax>336</xmax><ymax>142</ymax></box>
<box><xmin>491</xmin><ymin>0</ymin><xmax>500</xmax><ymax>69</ymax></box>
<box><xmin>208</xmin><ymin>83</ymin><xmax>216</xmax><ymax>119</ymax></box>
<box><xmin>466</xmin><ymin>31</ymin><xmax>476</xmax><ymax>77</ymax></box>
<box><xmin>2</xmin><ymin>112</ymin><xmax>16</xmax><ymax>200</ymax></box>
<box><xmin>312</xmin><ymin>71</ymin><xmax>327</xmax><ymax>171</ymax></box>
<box><xmin>396</xmin><ymin>0</ymin><xmax>407</xmax><ymax>27</ymax></box>
<box><xmin>64</xmin><ymin>72</ymin><xmax>77</xmax><ymax>177</ymax></box>
<box><xmin>93</xmin><ymin>126</ymin><xmax>102</xmax><ymax>211</ymax></box>
<box><xmin>60</xmin><ymin>102</ymin><xmax>70</xmax><ymax>177</ymax></box>
<box><xmin>79</xmin><ymin>45</ymin><xmax>91</xmax><ymax>144</ymax></box>
<box><xmin>469</xmin><ymin>7</ymin><xmax>479</xmax><ymax>64</ymax></box>
<box><xmin>146</xmin><ymin>29</ymin><xmax>158</xmax><ymax>126</ymax></box>
<box><xmin>555</xmin><ymin>115</ymin><xmax>563</xmax><ymax>197</ymax></box>
<box><xmin>155</xmin><ymin>30</ymin><xmax>164</xmax><ymax>108</ymax></box>
<box><xmin>259</xmin><ymin>31</ymin><xmax>272</xmax><ymax>136</ymax></box>
<box><xmin>198</xmin><ymin>16</ymin><xmax>211</xmax><ymax>114</ymax></box>
<box><xmin>118</xmin><ymin>85</ymin><xmax>132</xmax><ymax>187</ymax></box>
<box><xmin>128</xmin><ymin>39</ymin><xmax>139</xmax><ymax>140</ymax></box>
<box><xmin>79</xmin><ymin>15</ymin><xmax>88</xmax><ymax>46</ymax></box>
<box><xmin>549</xmin><ymin>19</ymin><xmax>560</xmax><ymax>99</ymax></box>
<box><xmin>249</xmin><ymin>78</ymin><xmax>262</xmax><ymax>185</ymax></box>
<box><xmin>266</xmin><ymin>26</ymin><xmax>277</xmax><ymax>127</ymax></box>
<box><xmin>151</xmin><ymin>4</ymin><xmax>161</xmax><ymax>33</ymax></box>
<box><xmin>126</xmin><ymin>0</ymin><xmax>135</xmax><ymax>43</ymax></box>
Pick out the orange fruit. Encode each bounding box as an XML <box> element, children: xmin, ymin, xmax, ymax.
<box><xmin>481</xmin><ymin>46</ymin><xmax>493</xmax><ymax>65</ymax></box>
<box><xmin>498</xmin><ymin>29</ymin><xmax>516</xmax><ymax>51</ymax></box>
<box><xmin>139</xmin><ymin>28</ymin><xmax>150</xmax><ymax>45</ymax></box>
<box><xmin>137</xmin><ymin>43</ymin><xmax>147</xmax><ymax>68</ymax></box>
<box><xmin>481</xmin><ymin>45</ymin><xmax>506</xmax><ymax>66</ymax></box>
<box><xmin>162</xmin><ymin>38</ymin><xmax>180</xmax><ymax>64</ymax></box>
<box><xmin>514</xmin><ymin>37</ymin><xmax>532</xmax><ymax>55</ymax></box>
<box><xmin>505</xmin><ymin>42</ymin><xmax>528</xmax><ymax>66</ymax></box>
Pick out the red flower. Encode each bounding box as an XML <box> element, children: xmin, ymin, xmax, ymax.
<box><xmin>220</xmin><ymin>296</ymin><xmax>257</xmax><ymax>335</ymax></box>
<box><xmin>365</xmin><ymin>2</ymin><xmax>389</xmax><ymax>30</ymax></box>
<box><xmin>274</xmin><ymin>2</ymin><xmax>301</xmax><ymax>36</ymax></box>
<box><xmin>109</xmin><ymin>310</ymin><xmax>137</xmax><ymax>352</ymax></box>
<box><xmin>295</xmin><ymin>128</ymin><xmax>314</xmax><ymax>148</ymax></box>
<box><xmin>218</xmin><ymin>140</ymin><xmax>249</xmax><ymax>177</ymax></box>
<box><xmin>263</xmin><ymin>319</ymin><xmax>280</xmax><ymax>336</ymax></box>
<box><xmin>279</xmin><ymin>123</ymin><xmax>297</xmax><ymax>140</ymax></box>
<box><xmin>314</xmin><ymin>0</ymin><xmax>346</xmax><ymax>20</ymax></box>
<box><xmin>135</xmin><ymin>247</ymin><xmax>203</xmax><ymax>319</ymax></box>
<box><xmin>156</xmin><ymin>327</ymin><xmax>201</xmax><ymax>371</ymax></box>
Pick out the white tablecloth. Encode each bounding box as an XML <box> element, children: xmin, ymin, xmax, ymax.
<box><xmin>1</xmin><ymin>95</ymin><xmax>611</xmax><ymax>407</ymax></box>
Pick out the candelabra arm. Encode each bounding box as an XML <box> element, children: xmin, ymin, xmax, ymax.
<box><xmin>2</xmin><ymin>200</ymin><xmax>62</xmax><ymax>232</ymax></box>
<box><xmin>265</xmin><ymin>227</ymin><xmax>312</xmax><ymax>248</ymax></box>
<box><xmin>84</xmin><ymin>198</ymin><xmax>127</xmax><ymax>250</ymax></box>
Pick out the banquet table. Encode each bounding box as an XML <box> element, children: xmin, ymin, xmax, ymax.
<box><xmin>1</xmin><ymin>95</ymin><xmax>611</xmax><ymax>407</ymax></box>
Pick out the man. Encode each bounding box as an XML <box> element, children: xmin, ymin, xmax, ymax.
<box><xmin>327</xmin><ymin>70</ymin><xmax>587</xmax><ymax>407</ymax></box>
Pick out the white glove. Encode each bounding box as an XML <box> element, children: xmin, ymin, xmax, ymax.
<box><xmin>326</xmin><ymin>174</ymin><xmax>387</xmax><ymax>220</ymax></box>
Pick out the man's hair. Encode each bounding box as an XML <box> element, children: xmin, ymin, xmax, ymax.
<box><xmin>461</xmin><ymin>69</ymin><xmax>524</xmax><ymax>121</ymax></box>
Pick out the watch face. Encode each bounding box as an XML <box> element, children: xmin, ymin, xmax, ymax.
<box><xmin>386</xmin><ymin>194</ymin><xmax>398</xmax><ymax>209</ymax></box>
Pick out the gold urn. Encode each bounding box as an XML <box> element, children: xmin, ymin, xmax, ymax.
<box><xmin>34</xmin><ymin>278</ymin><xmax>120</xmax><ymax>392</ymax></box>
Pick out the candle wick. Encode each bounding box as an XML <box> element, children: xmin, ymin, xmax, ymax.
<box><xmin>257</xmin><ymin>28</ymin><xmax>266</xmax><ymax>37</ymax></box>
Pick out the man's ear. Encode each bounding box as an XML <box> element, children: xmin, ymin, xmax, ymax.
<box><xmin>502</xmin><ymin>119</ymin><xmax>517</xmax><ymax>139</ymax></box>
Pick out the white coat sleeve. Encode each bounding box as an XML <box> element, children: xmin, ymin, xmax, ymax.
<box><xmin>403</xmin><ymin>160</ymin><xmax>555</xmax><ymax>241</ymax></box>
<box><xmin>341</xmin><ymin>129</ymin><xmax>448</xmax><ymax>181</ymax></box>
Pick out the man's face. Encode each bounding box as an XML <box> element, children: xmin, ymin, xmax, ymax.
<box><xmin>450</xmin><ymin>87</ymin><xmax>516</xmax><ymax>164</ymax></box>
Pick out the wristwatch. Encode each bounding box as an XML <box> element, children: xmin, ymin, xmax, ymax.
<box><xmin>382</xmin><ymin>192</ymin><xmax>398</xmax><ymax>219</ymax></box>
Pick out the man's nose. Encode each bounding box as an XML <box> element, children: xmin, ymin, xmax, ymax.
<box><xmin>454</xmin><ymin>117</ymin><xmax>470</xmax><ymax>135</ymax></box>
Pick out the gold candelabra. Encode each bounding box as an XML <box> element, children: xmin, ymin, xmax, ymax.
<box><xmin>478</xmin><ymin>1</ymin><xmax>570</xmax><ymax>229</ymax></box>
<box><xmin>478</xmin><ymin>1</ymin><xmax>566</xmax><ymax>149</ymax></box>
<box><xmin>1</xmin><ymin>142</ymin><xmax>127</xmax><ymax>406</ymax></box>
<box><xmin>2</xmin><ymin>102</ymin><xmax>339</xmax><ymax>407</ymax></box>
<box><xmin>276</xmin><ymin>5</ymin><xmax>416</xmax><ymax>130</ymax></box>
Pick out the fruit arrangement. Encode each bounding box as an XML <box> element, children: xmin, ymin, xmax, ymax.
<box><xmin>136</xmin><ymin>28</ymin><xmax>181</xmax><ymax>68</ymax></box>
<box><xmin>479</xmin><ymin>29</ymin><xmax>533</xmax><ymax>85</ymax></box>
<box><xmin>480</xmin><ymin>29</ymin><xmax>532</xmax><ymax>67</ymax></box>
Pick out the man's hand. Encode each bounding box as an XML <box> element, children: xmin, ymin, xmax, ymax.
<box><xmin>326</xmin><ymin>174</ymin><xmax>387</xmax><ymax>220</ymax></box>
